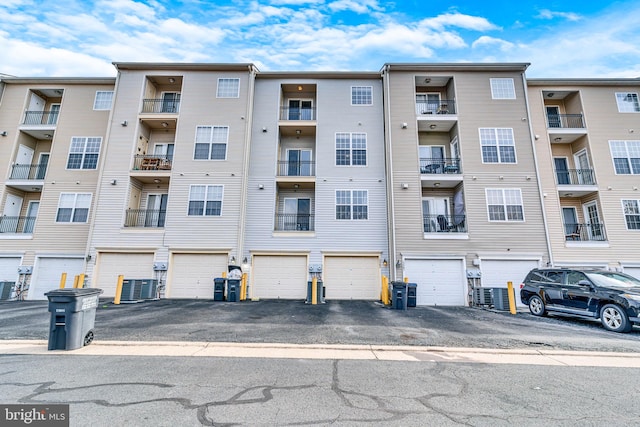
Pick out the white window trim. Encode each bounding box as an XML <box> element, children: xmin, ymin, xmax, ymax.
<box><xmin>335</xmin><ymin>132</ymin><xmax>367</xmax><ymax>167</ymax></box>
<box><xmin>217</xmin><ymin>78</ymin><xmax>240</xmax><ymax>98</ymax></box>
<box><xmin>93</xmin><ymin>91</ymin><xmax>114</xmax><ymax>110</ymax></box>
<box><xmin>609</xmin><ymin>140</ymin><xmax>640</xmax><ymax>175</ymax></box>
<box><xmin>193</xmin><ymin>125</ymin><xmax>229</xmax><ymax>161</ymax></box>
<box><xmin>490</xmin><ymin>78</ymin><xmax>516</xmax><ymax>100</ymax></box>
<box><xmin>485</xmin><ymin>188</ymin><xmax>525</xmax><ymax>222</ymax></box>
<box><xmin>615</xmin><ymin>92</ymin><xmax>640</xmax><ymax>113</ymax></box>
<box><xmin>335</xmin><ymin>189</ymin><xmax>369</xmax><ymax>221</ymax></box>
<box><xmin>187</xmin><ymin>184</ymin><xmax>224</xmax><ymax>217</ymax></box>
<box><xmin>55</xmin><ymin>193</ymin><xmax>92</xmax><ymax>224</ymax></box>
<box><xmin>479</xmin><ymin>128</ymin><xmax>517</xmax><ymax>164</ymax></box>
<box><xmin>351</xmin><ymin>86</ymin><xmax>373</xmax><ymax>106</ymax></box>
<box><xmin>622</xmin><ymin>199</ymin><xmax>640</xmax><ymax>231</ymax></box>
<box><xmin>66</xmin><ymin>136</ymin><xmax>102</xmax><ymax>170</ymax></box>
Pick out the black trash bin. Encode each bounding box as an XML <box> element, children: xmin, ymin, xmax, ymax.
<box><xmin>391</xmin><ymin>281</ymin><xmax>407</xmax><ymax>310</ymax></box>
<box><xmin>226</xmin><ymin>279</ymin><xmax>240</xmax><ymax>302</ymax></box>
<box><xmin>214</xmin><ymin>278</ymin><xmax>226</xmax><ymax>301</ymax></box>
<box><xmin>407</xmin><ymin>283</ymin><xmax>417</xmax><ymax>308</ymax></box>
<box><xmin>45</xmin><ymin>288</ymin><xmax>103</xmax><ymax>350</ymax></box>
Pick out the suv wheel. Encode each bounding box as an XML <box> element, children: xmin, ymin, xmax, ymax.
<box><xmin>528</xmin><ymin>295</ymin><xmax>546</xmax><ymax>316</ymax></box>
<box><xmin>600</xmin><ymin>304</ymin><xmax>632</xmax><ymax>333</ymax></box>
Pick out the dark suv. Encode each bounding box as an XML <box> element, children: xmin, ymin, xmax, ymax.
<box><xmin>520</xmin><ymin>268</ymin><xmax>640</xmax><ymax>333</ymax></box>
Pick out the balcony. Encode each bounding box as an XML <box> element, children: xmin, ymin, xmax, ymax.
<box><xmin>416</xmin><ymin>100</ymin><xmax>457</xmax><ymax>133</ymax></box>
<box><xmin>6</xmin><ymin>163</ymin><xmax>47</xmax><ymax>192</ymax></box>
<box><xmin>423</xmin><ymin>214</ymin><xmax>466</xmax><ymax>233</ymax></box>
<box><xmin>23</xmin><ymin>110</ymin><xmax>59</xmax><ymax>125</ymax></box>
<box><xmin>277</xmin><ymin>161</ymin><xmax>315</xmax><ymax>177</ymax></box>
<box><xmin>279</xmin><ymin>106</ymin><xmax>316</xmax><ymax>121</ymax></box>
<box><xmin>564</xmin><ymin>223</ymin><xmax>607</xmax><ymax>242</ymax></box>
<box><xmin>555</xmin><ymin>169</ymin><xmax>597</xmax><ymax>197</ymax></box>
<box><xmin>141</xmin><ymin>99</ymin><xmax>180</xmax><ymax>114</ymax></box>
<box><xmin>274</xmin><ymin>213</ymin><xmax>315</xmax><ymax>231</ymax></box>
<box><xmin>547</xmin><ymin>114</ymin><xmax>584</xmax><ymax>129</ymax></box>
<box><xmin>124</xmin><ymin>209</ymin><xmax>166</xmax><ymax>228</ymax></box>
<box><xmin>420</xmin><ymin>158</ymin><xmax>461</xmax><ymax>175</ymax></box>
<box><xmin>415</xmin><ymin>100</ymin><xmax>456</xmax><ymax>115</ymax></box>
<box><xmin>0</xmin><ymin>216</ymin><xmax>36</xmax><ymax>234</ymax></box>
<box><xmin>132</xmin><ymin>155</ymin><xmax>172</xmax><ymax>171</ymax></box>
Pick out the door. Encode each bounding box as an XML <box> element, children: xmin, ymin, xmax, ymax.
<box><xmin>583</xmin><ymin>202</ymin><xmax>604</xmax><ymax>240</ymax></box>
<box><xmin>23</xmin><ymin>201</ymin><xmax>39</xmax><ymax>233</ymax></box>
<box><xmin>563</xmin><ymin>270</ymin><xmax>593</xmax><ymax>312</ymax></box>
<box><xmin>554</xmin><ymin>158</ymin><xmax>571</xmax><ymax>184</ymax></box>
<box><xmin>169</xmin><ymin>253</ymin><xmax>228</xmax><ymax>298</ymax></box>
<box><xmin>251</xmin><ymin>255</ymin><xmax>308</xmax><ymax>299</ymax></box>
<box><xmin>95</xmin><ymin>252</ymin><xmax>154</xmax><ymax>296</ymax></box>
<box><xmin>574</xmin><ymin>150</ymin><xmax>593</xmax><ymax>184</ymax></box>
<box><xmin>546</xmin><ymin>106</ymin><xmax>561</xmax><ymax>128</ymax></box>
<box><xmin>562</xmin><ymin>207</ymin><xmax>580</xmax><ymax>240</ymax></box>
<box><xmin>1</xmin><ymin>194</ymin><xmax>23</xmax><ymax>233</ymax></box>
<box><xmin>288</xmin><ymin>100</ymin><xmax>312</xmax><ymax>120</ymax></box>
<box><xmin>48</xmin><ymin>103</ymin><xmax>60</xmax><ymax>124</ymax></box>
<box><xmin>404</xmin><ymin>259</ymin><xmax>466</xmax><ymax>306</ymax></box>
<box><xmin>323</xmin><ymin>256</ymin><xmax>380</xmax><ymax>300</ymax></box>
<box><xmin>419</xmin><ymin>146</ymin><xmax>445</xmax><ymax>173</ymax></box>
<box><xmin>30</xmin><ymin>257</ymin><xmax>84</xmax><ymax>300</ymax></box>
<box><xmin>449</xmin><ymin>137</ymin><xmax>460</xmax><ymax>172</ymax></box>
<box><xmin>145</xmin><ymin>194</ymin><xmax>167</xmax><ymax>227</ymax></box>
<box><xmin>416</xmin><ymin>93</ymin><xmax>440</xmax><ymax>114</ymax></box>
<box><xmin>481</xmin><ymin>259</ymin><xmax>540</xmax><ymax>307</ymax></box>
<box><xmin>422</xmin><ymin>198</ymin><xmax>449</xmax><ymax>232</ymax></box>
<box><xmin>286</xmin><ymin>149</ymin><xmax>312</xmax><ymax>176</ymax></box>
<box><xmin>161</xmin><ymin>92</ymin><xmax>180</xmax><ymax>113</ymax></box>
<box><xmin>27</xmin><ymin>93</ymin><xmax>45</xmax><ymax>124</ymax></box>
<box><xmin>36</xmin><ymin>153</ymin><xmax>49</xmax><ymax>179</ymax></box>
<box><xmin>284</xmin><ymin>198</ymin><xmax>310</xmax><ymax>230</ymax></box>
<box><xmin>154</xmin><ymin>144</ymin><xmax>174</xmax><ymax>169</ymax></box>
<box><xmin>11</xmin><ymin>145</ymin><xmax>34</xmax><ymax>179</ymax></box>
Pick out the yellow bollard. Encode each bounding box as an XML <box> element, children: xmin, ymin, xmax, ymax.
<box><xmin>311</xmin><ymin>276</ymin><xmax>317</xmax><ymax>305</ymax></box>
<box><xmin>240</xmin><ymin>273</ymin><xmax>248</xmax><ymax>301</ymax></box>
<box><xmin>114</xmin><ymin>275</ymin><xmax>124</xmax><ymax>305</ymax></box>
<box><xmin>222</xmin><ymin>271</ymin><xmax>227</xmax><ymax>279</ymax></box>
<box><xmin>404</xmin><ymin>277</ymin><xmax>408</xmax><ymax>283</ymax></box>
<box><xmin>381</xmin><ymin>275</ymin><xmax>389</xmax><ymax>305</ymax></box>
<box><xmin>72</xmin><ymin>275</ymin><xmax>79</xmax><ymax>288</ymax></box>
<box><xmin>59</xmin><ymin>272</ymin><xmax>67</xmax><ymax>289</ymax></box>
<box><xmin>77</xmin><ymin>273</ymin><xmax>85</xmax><ymax>289</ymax></box>
<box><xmin>507</xmin><ymin>281</ymin><xmax>517</xmax><ymax>315</ymax></box>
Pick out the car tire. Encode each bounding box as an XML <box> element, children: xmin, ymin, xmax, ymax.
<box><xmin>528</xmin><ymin>295</ymin><xmax>546</xmax><ymax>317</ymax></box>
<box><xmin>600</xmin><ymin>304</ymin><xmax>632</xmax><ymax>333</ymax></box>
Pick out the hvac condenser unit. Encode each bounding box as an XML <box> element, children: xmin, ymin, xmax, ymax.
<box><xmin>0</xmin><ymin>281</ymin><xmax>15</xmax><ymax>300</ymax></box>
<box><xmin>121</xmin><ymin>279</ymin><xmax>158</xmax><ymax>302</ymax></box>
<box><xmin>473</xmin><ymin>287</ymin><xmax>493</xmax><ymax>306</ymax></box>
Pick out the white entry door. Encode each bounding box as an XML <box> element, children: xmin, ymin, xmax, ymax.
<box><xmin>1</xmin><ymin>195</ymin><xmax>23</xmax><ymax>233</ymax></box>
<box><xmin>11</xmin><ymin>145</ymin><xmax>34</xmax><ymax>179</ymax></box>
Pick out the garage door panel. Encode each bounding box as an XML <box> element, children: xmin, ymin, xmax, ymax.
<box><xmin>96</xmin><ymin>253</ymin><xmax>154</xmax><ymax>297</ymax></box>
<box><xmin>0</xmin><ymin>258</ymin><xmax>21</xmax><ymax>283</ymax></box>
<box><xmin>404</xmin><ymin>259</ymin><xmax>465</xmax><ymax>306</ymax></box>
<box><xmin>481</xmin><ymin>260</ymin><xmax>539</xmax><ymax>307</ymax></box>
<box><xmin>324</xmin><ymin>256</ymin><xmax>380</xmax><ymax>300</ymax></box>
<box><xmin>169</xmin><ymin>254</ymin><xmax>227</xmax><ymax>299</ymax></box>
<box><xmin>30</xmin><ymin>258</ymin><xmax>84</xmax><ymax>300</ymax></box>
<box><xmin>624</xmin><ymin>267</ymin><xmax>640</xmax><ymax>281</ymax></box>
<box><xmin>252</xmin><ymin>256</ymin><xmax>307</xmax><ymax>299</ymax></box>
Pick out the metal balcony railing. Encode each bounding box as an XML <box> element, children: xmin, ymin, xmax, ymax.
<box><xmin>132</xmin><ymin>155</ymin><xmax>173</xmax><ymax>171</ymax></box>
<box><xmin>555</xmin><ymin>168</ymin><xmax>596</xmax><ymax>185</ymax></box>
<box><xmin>141</xmin><ymin>99</ymin><xmax>180</xmax><ymax>113</ymax></box>
<box><xmin>124</xmin><ymin>209</ymin><xmax>166</xmax><ymax>228</ymax></box>
<box><xmin>279</xmin><ymin>106</ymin><xmax>316</xmax><ymax>121</ymax></box>
<box><xmin>0</xmin><ymin>216</ymin><xmax>36</xmax><ymax>234</ymax></box>
<box><xmin>564</xmin><ymin>223</ymin><xmax>607</xmax><ymax>241</ymax></box>
<box><xmin>547</xmin><ymin>114</ymin><xmax>585</xmax><ymax>129</ymax></box>
<box><xmin>423</xmin><ymin>214</ymin><xmax>466</xmax><ymax>233</ymax></box>
<box><xmin>416</xmin><ymin>100</ymin><xmax>456</xmax><ymax>115</ymax></box>
<box><xmin>22</xmin><ymin>110</ymin><xmax>59</xmax><ymax>125</ymax></box>
<box><xmin>277</xmin><ymin>161</ymin><xmax>316</xmax><ymax>177</ymax></box>
<box><xmin>9</xmin><ymin>163</ymin><xmax>48</xmax><ymax>180</ymax></box>
<box><xmin>274</xmin><ymin>213</ymin><xmax>315</xmax><ymax>231</ymax></box>
<box><xmin>419</xmin><ymin>158</ymin><xmax>461</xmax><ymax>174</ymax></box>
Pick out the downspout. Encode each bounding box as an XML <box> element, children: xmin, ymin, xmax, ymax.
<box><xmin>521</xmin><ymin>72</ymin><xmax>554</xmax><ymax>267</ymax></box>
<box><xmin>382</xmin><ymin>65</ymin><xmax>399</xmax><ymax>281</ymax></box>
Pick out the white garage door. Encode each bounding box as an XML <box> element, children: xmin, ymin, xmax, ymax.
<box><xmin>251</xmin><ymin>255</ymin><xmax>307</xmax><ymax>299</ymax></box>
<box><xmin>481</xmin><ymin>259</ymin><xmax>540</xmax><ymax>307</ymax></box>
<box><xmin>323</xmin><ymin>256</ymin><xmax>380</xmax><ymax>300</ymax></box>
<box><xmin>169</xmin><ymin>253</ymin><xmax>228</xmax><ymax>299</ymax></box>
<box><xmin>404</xmin><ymin>259</ymin><xmax>466</xmax><ymax>306</ymax></box>
<box><xmin>95</xmin><ymin>252</ymin><xmax>154</xmax><ymax>297</ymax></box>
<box><xmin>30</xmin><ymin>257</ymin><xmax>85</xmax><ymax>300</ymax></box>
<box><xmin>0</xmin><ymin>257</ymin><xmax>21</xmax><ymax>283</ymax></box>
<box><xmin>624</xmin><ymin>267</ymin><xmax>640</xmax><ymax>281</ymax></box>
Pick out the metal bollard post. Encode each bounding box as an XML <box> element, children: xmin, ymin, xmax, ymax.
<box><xmin>507</xmin><ymin>281</ymin><xmax>517</xmax><ymax>315</ymax></box>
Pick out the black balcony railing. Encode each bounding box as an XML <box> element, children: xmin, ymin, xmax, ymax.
<box><xmin>423</xmin><ymin>214</ymin><xmax>466</xmax><ymax>233</ymax></box>
<box><xmin>22</xmin><ymin>110</ymin><xmax>59</xmax><ymax>125</ymax></box>
<box><xmin>9</xmin><ymin>163</ymin><xmax>48</xmax><ymax>180</ymax></box>
<box><xmin>279</xmin><ymin>106</ymin><xmax>316</xmax><ymax>121</ymax></box>
<box><xmin>277</xmin><ymin>161</ymin><xmax>316</xmax><ymax>177</ymax></box>
<box><xmin>564</xmin><ymin>222</ymin><xmax>606</xmax><ymax>241</ymax></box>
<box><xmin>555</xmin><ymin>168</ymin><xmax>596</xmax><ymax>185</ymax></box>
<box><xmin>275</xmin><ymin>213</ymin><xmax>315</xmax><ymax>231</ymax></box>
<box><xmin>419</xmin><ymin>158</ymin><xmax>461</xmax><ymax>174</ymax></box>
<box><xmin>141</xmin><ymin>99</ymin><xmax>180</xmax><ymax>113</ymax></box>
<box><xmin>416</xmin><ymin>100</ymin><xmax>456</xmax><ymax>115</ymax></box>
<box><xmin>124</xmin><ymin>209</ymin><xmax>166</xmax><ymax>228</ymax></box>
<box><xmin>132</xmin><ymin>155</ymin><xmax>173</xmax><ymax>171</ymax></box>
<box><xmin>547</xmin><ymin>114</ymin><xmax>585</xmax><ymax>129</ymax></box>
<box><xmin>0</xmin><ymin>216</ymin><xmax>36</xmax><ymax>234</ymax></box>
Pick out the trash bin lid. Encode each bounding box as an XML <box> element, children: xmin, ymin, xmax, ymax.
<box><xmin>45</xmin><ymin>288</ymin><xmax>103</xmax><ymax>297</ymax></box>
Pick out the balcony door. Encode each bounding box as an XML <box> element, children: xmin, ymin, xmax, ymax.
<box><xmin>161</xmin><ymin>92</ymin><xmax>180</xmax><ymax>113</ymax></box>
<box><xmin>36</xmin><ymin>153</ymin><xmax>49</xmax><ymax>180</ymax></box>
<box><xmin>1</xmin><ymin>194</ymin><xmax>23</xmax><ymax>233</ymax></box>
<box><xmin>47</xmin><ymin>104</ymin><xmax>60</xmax><ymax>124</ymax></box>
<box><xmin>422</xmin><ymin>197</ymin><xmax>449</xmax><ymax>232</ymax></box>
<box><xmin>145</xmin><ymin>194</ymin><xmax>167</xmax><ymax>227</ymax></box>
<box><xmin>546</xmin><ymin>106</ymin><xmax>561</xmax><ymax>128</ymax></box>
<box><xmin>23</xmin><ymin>201</ymin><xmax>39</xmax><ymax>233</ymax></box>
<box><xmin>583</xmin><ymin>202</ymin><xmax>603</xmax><ymax>240</ymax></box>
<box><xmin>286</xmin><ymin>149</ymin><xmax>312</xmax><ymax>176</ymax></box>
<box><xmin>419</xmin><ymin>146</ymin><xmax>445</xmax><ymax>173</ymax></box>
<box><xmin>416</xmin><ymin>93</ymin><xmax>440</xmax><ymax>114</ymax></box>
<box><xmin>284</xmin><ymin>198</ymin><xmax>310</xmax><ymax>230</ymax></box>
<box><xmin>288</xmin><ymin>100</ymin><xmax>312</xmax><ymax>120</ymax></box>
<box><xmin>11</xmin><ymin>145</ymin><xmax>34</xmax><ymax>179</ymax></box>
<box><xmin>554</xmin><ymin>157</ymin><xmax>570</xmax><ymax>184</ymax></box>
<box><xmin>562</xmin><ymin>207</ymin><xmax>579</xmax><ymax>239</ymax></box>
<box><xmin>574</xmin><ymin>150</ymin><xmax>593</xmax><ymax>184</ymax></box>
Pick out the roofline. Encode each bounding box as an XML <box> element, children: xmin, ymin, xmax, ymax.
<box><xmin>381</xmin><ymin>62</ymin><xmax>530</xmax><ymax>72</ymax></box>
<box><xmin>114</xmin><ymin>62</ymin><xmax>258</xmax><ymax>72</ymax></box>
<box><xmin>527</xmin><ymin>78</ymin><xmax>640</xmax><ymax>86</ymax></box>
<box><xmin>0</xmin><ymin>77</ymin><xmax>115</xmax><ymax>85</ymax></box>
<box><xmin>256</xmin><ymin>71</ymin><xmax>382</xmax><ymax>80</ymax></box>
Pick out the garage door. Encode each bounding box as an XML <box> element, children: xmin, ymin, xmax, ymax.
<box><xmin>404</xmin><ymin>259</ymin><xmax>466</xmax><ymax>306</ymax></box>
<box><xmin>95</xmin><ymin>252</ymin><xmax>154</xmax><ymax>297</ymax></box>
<box><xmin>169</xmin><ymin>253</ymin><xmax>228</xmax><ymax>299</ymax></box>
<box><xmin>481</xmin><ymin>259</ymin><xmax>540</xmax><ymax>307</ymax></box>
<box><xmin>0</xmin><ymin>257</ymin><xmax>21</xmax><ymax>283</ymax></box>
<box><xmin>323</xmin><ymin>256</ymin><xmax>380</xmax><ymax>300</ymax></box>
<box><xmin>251</xmin><ymin>255</ymin><xmax>307</xmax><ymax>299</ymax></box>
<box><xmin>624</xmin><ymin>267</ymin><xmax>640</xmax><ymax>281</ymax></box>
<box><xmin>30</xmin><ymin>257</ymin><xmax>85</xmax><ymax>300</ymax></box>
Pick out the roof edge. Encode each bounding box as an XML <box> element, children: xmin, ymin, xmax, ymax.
<box><xmin>382</xmin><ymin>62</ymin><xmax>530</xmax><ymax>72</ymax></box>
<box><xmin>1</xmin><ymin>77</ymin><xmax>115</xmax><ymax>84</ymax></box>
<box><xmin>527</xmin><ymin>78</ymin><xmax>640</xmax><ymax>86</ymax></box>
<box><xmin>114</xmin><ymin>62</ymin><xmax>257</xmax><ymax>72</ymax></box>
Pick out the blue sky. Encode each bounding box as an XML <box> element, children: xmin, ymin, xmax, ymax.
<box><xmin>1</xmin><ymin>0</ymin><xmax>639</xmax><ymax>78</ymax></box>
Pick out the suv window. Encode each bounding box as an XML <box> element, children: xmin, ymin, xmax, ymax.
<box><xmin>567</xmin><ymin>271</ymin><xmax>589</xmax><ymax>286</ymax></box>
<box><xmin>545</xmin><ymin>271</ymin><xmax>564</xmax><ymax>284</ymax></box>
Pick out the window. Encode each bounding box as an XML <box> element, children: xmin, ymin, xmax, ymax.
<box><xmin>615</xmin><ymin>93</ymin><xmax>640</xmax><ymax>112</ymax></box>
<box><xmin>622</xmin><ymin>200</ymin><xmax>640</xmax><ymax>230</ymax></box>
<box><xmin>490</xmin><ymin>78</ymin><xmax>516</xmax><ymax>99</ymax></box>
<box><xmin>609</xmin><ymin>140</ymin><xmax>640</xmax><ymax>174</ymax></box>
<box><xmin>188</xmin><ymin>185</ymin><xmax>223</xmax><ymax>216</ymax></box>
<box><xmin>66</xmin><ymin>137</ymin><xmax>102</xmax><ymax>169</ymax></box>
<box><xmin>486</xmin><ymin>189</ymin><xmax>524</xmax><ymax>222</ymax></box>
<box><xmin>351</xmin><ymin>86</ymin><xmax>372</xmax><ymax>105</ymax></box>
<box><xmin>336</xmin><ymin>190</ymin><xmax>368</xmax><ymax>220</ymax></box>
<box><xmin>56</xmin><ymin>193</ymin><xmax>91</xmax><ymax>223</ymax></box>
<box><xmin>194</xmin><ymin>126</ymin><xmax>228</xmax><ymax>160</ymax></box>
<box><xmin>335</xmin><ymin>133</ymin><xmax>367</xmax><ymax>166</ymax></box>
<box><xmin>217</xmin><ymin>78</ymin><xmax>240</xmax><ymax>98</ymax></box>
<box><xmin>480</xmin><ymin>128</ymin><xmax>516</xmax><ymax>163</ymax></box>
<box><xmin>93</xmin><ymin>91</ymin><xmax>113</xmax><ymax>110</ymax></box>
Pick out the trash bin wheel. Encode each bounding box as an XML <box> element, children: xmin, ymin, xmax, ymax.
<box><xmin>84</xmin><ymin>330</ymin><xmax>94</xmax><ymax>346</ymax></box>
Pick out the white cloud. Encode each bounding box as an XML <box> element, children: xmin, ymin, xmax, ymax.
<box><xmin>419</xmin><ymin>13</ymin><xmax>499</xmax><ymax>31</ymax></box>
<box><xmin>328</xmin><ymin>0</ymin><xmax>383</xmax><ymax>14</ymax></box>
<box><xmin>537</xmin><ymin>9</ymin><xmax>582</xmax><ymax>21</ymax></box>
<box><xmin>472</xmin><ymin>36</ymin><xmax>515</xmax><ymax>51</ymax></box>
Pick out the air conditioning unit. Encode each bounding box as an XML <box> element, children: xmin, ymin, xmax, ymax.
<box><xmin>121</xmin><ymin>279</ymin><xmax>158</xmax><ymax>302</ymax></box>
<box><xmin>473</xmin><ymin>287</ymin><xmax>493</xmax><ymax>306</ymax></box>
<box><xmin>0</xmin><ymin>282</ymin><xmax>15</xmax><ymax>300</ymax></box>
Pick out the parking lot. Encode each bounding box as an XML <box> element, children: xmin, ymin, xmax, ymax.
<box><xmin>1</xmin><ymin>298</ymin><xmax>640</xmax><ymax>352</ymax></box>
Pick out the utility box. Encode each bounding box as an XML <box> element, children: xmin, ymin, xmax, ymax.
<box><xmin>391</xmin><ymin>281</ymin><xmax>407</xmax><ymax>310</ymax></box>
<box><xmin>226</xmin><ymin>279</ymin><xmax>240</xmax><ymax>302</ymax></box>
<box><xmin>214</xmin><ymin>278</ymin><xmax>225</xmax><ymax>301</ymax></box>
<box><xmin>45</xmin><ymin>288</ymin><xmax>103</xmax><ymax>350</ymax></box>
<box><xmin>406</xmin><ymin>283</ymin><xmax>417</xmax><ymax>308</ymax></box>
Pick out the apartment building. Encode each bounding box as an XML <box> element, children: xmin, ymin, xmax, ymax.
<box><xmin>0</xmin><ymin>77</ymin><xmax>115</xmax><ymax>299</ymax></box>
<box><xmin>244</xmin><ymin>72</ymin><xmax>389</xmax><ymax>300</ymax></box>
<box><xmin>383</xmin><ymin>64</ymin><xmax>550</xmax><ymax>306</ymax></box>
<box><xmin>527</xmin><ymin>78</ymin><xmax>640</xmax><ymax>279</ymax></box>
